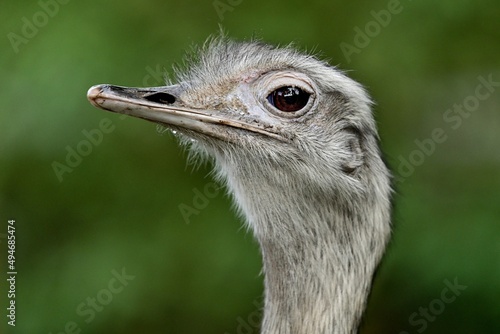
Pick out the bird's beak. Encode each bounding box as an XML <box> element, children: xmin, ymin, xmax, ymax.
<box><xmin>87</xmin><ymin>84</ymin><xmax>285</xmax><ymax>141</ymax></box>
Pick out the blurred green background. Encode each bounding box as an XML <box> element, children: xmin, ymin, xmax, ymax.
<box><xmin>1</xmin><ymin>0</ymin><xmax>499</xmax><ymax>333</ymax></box>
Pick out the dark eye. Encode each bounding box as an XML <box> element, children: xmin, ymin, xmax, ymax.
<box><xmin>267</xmin><ymin>86</ymin><xmax>310</xmax><ymax>112</ymax></box>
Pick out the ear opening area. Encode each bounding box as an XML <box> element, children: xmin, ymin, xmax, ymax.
<box><xmin>341</xmin><ymin>127</ymin><xmax>364</xmax><ymax>174</ymax></box>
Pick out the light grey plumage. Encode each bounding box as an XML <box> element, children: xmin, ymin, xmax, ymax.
<box><xmin>87</xmin><ymin>37</ymin><xmax>392</xmax><ymax>334</ymax></box>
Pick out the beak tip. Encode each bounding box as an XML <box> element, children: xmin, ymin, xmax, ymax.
<box><xmin>87</xmin><ymin>84</ymin><xmax>105</xmax><ymax>108</ymax></box>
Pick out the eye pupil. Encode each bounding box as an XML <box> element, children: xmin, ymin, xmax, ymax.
<box><xmin>267</xmin><ymin>86</ymin><xmax>310</xmax><ymax>112</ymax></box>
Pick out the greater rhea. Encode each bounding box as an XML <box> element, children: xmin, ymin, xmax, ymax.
<box><xmin>87</xmin><ymin>37</ymin><xmax>392</xmax><ymax>334</ymax></box>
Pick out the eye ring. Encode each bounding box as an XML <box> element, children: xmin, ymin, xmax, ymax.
<box><xmin>267</xmin><ymin>86</ymin><xmax>311</xmax><ymax>113</ymax></box>
<box><xmin>258</xmin><ymin>72</ymin><xmax>317</xmax><ymax>118</ymax></box>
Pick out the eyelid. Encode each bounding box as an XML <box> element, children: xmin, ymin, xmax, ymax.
<box><xmin>253</xmin><ymin>71</ymin><xmax>318</xmax><ymax>118</ymax></box>
<box><xmin>263</xmin><ymin>77</ymin><xmax>314</xmax><ymax>98</ymax></box>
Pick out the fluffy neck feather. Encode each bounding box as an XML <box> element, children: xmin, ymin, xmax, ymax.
<box><xmin>214</xmin><ymin>154</ymin><xmax>391</xmax><ymax>334</ymax></box>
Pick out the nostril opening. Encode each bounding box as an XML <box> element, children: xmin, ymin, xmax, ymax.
<box><xmin>144</xmin><ymin>92</ymin><xmax>176</xmax><ymax>104</ymax></box>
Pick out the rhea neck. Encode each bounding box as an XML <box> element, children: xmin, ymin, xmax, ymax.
<box><xmin>218</xmin><ymin>157</ymin><xmax>389</xmax><ymax>334</ymax></box>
